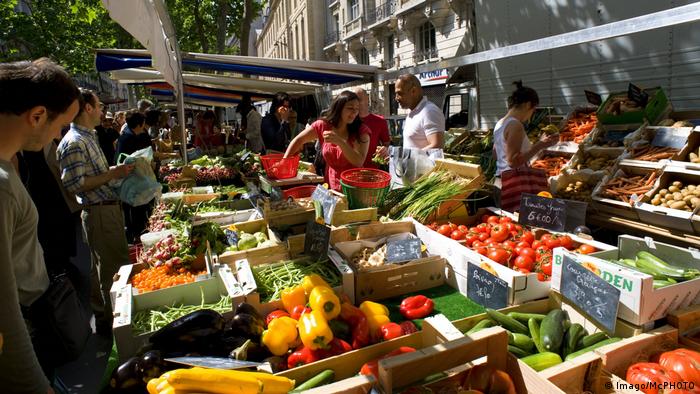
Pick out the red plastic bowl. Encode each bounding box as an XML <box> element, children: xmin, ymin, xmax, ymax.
<box><xmin>261</xmin><ymin>154</ymin><xmax>300</xmax><ymax>180</ymax></box>
<box><xmin>340</xmin><ymin>168</ymin><xmax>391</xmax><ymax>188</ymax></box>
<box><xmin>283</xmin><ymin>185</ymin><xmax>318</xmax><ymax>199</ymax></box>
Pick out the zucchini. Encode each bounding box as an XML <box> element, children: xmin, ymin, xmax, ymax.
<box><xmin>508</xmin><ymin>345</ymin><xmax>531</xmax><ymax>358</ymax></box>
<box><xmin>565</xmin><ymin>338</ymin><xmax>622</xmax><ymax>361</ymax></box>
<box><xmin>486</xmin><ymin>309</ymin><xmax>529</xmax><ymax>335</ymax></box>
<box><xmin>578</xmin><ymin>332</ymin><xmax>609</xmax><ymax>349</ymax></box>
<box><xmin>465</xmin><ymin>319</ymin><xmax>495</xmax><ymax>334</ymax></box>
<box><xmin>508</xmin><ymin>332</ymin><xmax>535</xmax><ymax>352</ymax></box>
<box><xmin>529</xmin><ymin>318</ymin><xmax>545</xmax><ymax>353</ymax></box>
<box><xmin>507</xmin><ymin>312</ymin><xmax>547</xmax><ymax>323</ymax></box>
<box><xmin>653</xmin><ymin>279</ymin><xmax>676</xmax><ymax>289</ymax></box>
<box><xmin>540</xmin><ymin>309</ymin><xmax>567</xmax><ymax>354</ymax></box>
<box><xmin>521</xmin><ymin>352</ymin><xmax>563</xmax><ymax>372</ymax></box>
<box><xmin>290</xmin><ymin>369</ymin><xmax>334</xmax><ymax>392</ymax></box>
<box><xmin>562</xmin><ymin>323</ymin><xmax>587</xmax><ymax>358</ymax></box>
<box><xmin>637</xmin><ymin>251</ymin><xmax>700</xmax><ymax>279</ymax></box>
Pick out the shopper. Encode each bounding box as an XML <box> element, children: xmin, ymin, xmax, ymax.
<box><xmin>261</xmin><ymin>92</ymin><xmax>292</xmax><ymax>152</ymax></box>
<box><xmin>114</xmin><ymin>110</ymin><xmax>126</xmax><ymax>130</ymax></box>
<box><xmin>96</xmin><ymin>112</ymin><xmax>119</xmax><ymax>166</ymax></box>
<box><xmin>137</xmin><ymin>98</ymin><xmax>153</xmax><ymax>114</ymax></box>
<box><xmin>354</xmin><ymin>87</ymin><xmax>390</xmax><ymax>167</ymax></box>
<box><xmin>284</xmin><ymin>90</ymin><xmax>370</xmax><ymax>191</ymax></box>
<box><xmin>395</xmin><ymin>74</ymin><xmax>445</xmax><ymax>150</ymax></box>
<box><xmin>57</xmin><ymin>88</ymin><xmax>133</xmax><ymax>337</ymax></box>
<box><xmin>0</xmin><ymin>58</ymin><xmax>80</xmax><ymax>394</ymax></box>
<box><xmin>146</xmin><ymin>108</ymin><xmax>162</xmax><ymax>139</ymax></box>
<box><xmin>194</xmin><ymin>110</ymin><xmax>220</xmax><ymax>149</ymax></box>
<box><xmin>238</xmin><ymin>95</ymin><xmax>265</xmax><ymax>153</ymax></box>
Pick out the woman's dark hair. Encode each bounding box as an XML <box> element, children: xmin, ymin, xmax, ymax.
<box><xmin>270</xmin><ymin>92</ymin><xmax>291</xmax><ymax>114</ymax></box>
<box><xmin>322</xmin><ymin>90</ymin><xmax>364</xmax><ymax>142</ymax></box>
<box><xmin>507</xmin><ymin>80</ymin><xmax>539</xmax><ymax>109</ymax></box>
<box><xmin>145</xmin><ymin>109</ymin><xmax>161</xmax><ymax>126</ymax></box>
<box><xmin>126</xmin><ymin>110</ymin><xmax>146</xmax><ymax>129</ymax></box>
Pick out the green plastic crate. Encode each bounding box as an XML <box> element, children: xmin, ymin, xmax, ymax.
<box><xmin>597</xmin><ymin>87</ymin><xmax>670</xmax><ymax>125</ymax></box>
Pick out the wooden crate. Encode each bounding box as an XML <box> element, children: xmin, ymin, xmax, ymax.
<box><xmin>420</xmin><ymin>158</ymin><xmax>486</xmax><ymax>222</ymax></box>
<box><xmin>668</xmin><ymin>303</ymin><xmax>700</xmax><ymax>351</ymax></box>
<box><xmin>216</xmin><ymin>218</ymin><xmax>288</xmax><ymax>262</ymax></box>
<box><xmin>448</xmin><ymin>293</ymin><xmax>646</xmax><ymax>394</ymax></box>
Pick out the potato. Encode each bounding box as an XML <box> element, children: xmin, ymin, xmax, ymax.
<box><xmin>684</xmin><ymin>195</ymin><xmax>694</xmax><ymax>203</ymax></box>
<box><xmin>690</xmin><ymin>152</ymin><xmax>698</xmax><ymax>160</ymax></box>
<box><xmin>670</xmin><ymin>201</ymin><xmax>688</xmax><ymax>210</ymax></box>
<box><xmin>659</xmin><ymin>189</ymin><xmax>669</xmax><ymax>196</ymax></box>
<box><xmin>688</xmin><ymin>185</ymin><xmax>697</xmax><ymax>192</ymax></box>
<box><xmin>692</xmin><ymin>197</ymin><xmax>700</xmax><ymax>207</ymax></box>
<box><xmin>668</xmin><ymin>185</ymin><xmax>680</xmax><ymax>193</ymax></box>
<box><xmin>673</xmin><ymin>181</ymin><xmax>683</xmax><ymax>187</ymax></box>
<box><xmin>693</xmin><ymin>158</ymin><xmax>700</xmax><ymax>164</ymax></box>
<box><xmin>665</xmin><ymin>194</ymin><xmax>675</xmax><ymax>201</ymax></box>
<box><xmin>652</xmin><ymin>198</ymin><xmax>662</xmax><ymax>206</ymax></box>
<box><xmin>673</xmin><ymin>192</ymin><xmax>683</xmax><ymax>201</ymax></box>
<box><xmin>682</xmin><ymin>189</ymin><xmax>690</xmax><ymax>197</ymax></box>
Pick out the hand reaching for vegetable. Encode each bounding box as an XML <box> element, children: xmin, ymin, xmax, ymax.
<box><xmin>375</xmin><ymin>145</ymin><xmax>389</xmax><ymax>160</ymax></box>
<box><xmin>540</xmin><ymin>133</ymin><xmax>560</xmax><ymax>146</ymax></box>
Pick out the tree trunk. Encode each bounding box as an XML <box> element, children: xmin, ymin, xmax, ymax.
<box><xmin>216</xmin><ymin>0</ymin><xmax>229</xmax><ymax>53</ymax></box>
<box><xmin>239</xmin><ymin>0</ymin><xmax>255</xmax><ymax>56</ymax></box>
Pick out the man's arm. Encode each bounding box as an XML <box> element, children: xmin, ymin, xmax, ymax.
<box><xmin>423</xmin><ymin>132</ymin><xmax>444</xmax><ymax>150</ymax></box>
<box><xmin>422</xmin><ymin>107</ymin><xmax>446</xmax><ymax>150</ymax></box>
<box><xmin>58</xmin><ymin>142</ymin><xmax>130</xmax><ymax>195</ymax></box>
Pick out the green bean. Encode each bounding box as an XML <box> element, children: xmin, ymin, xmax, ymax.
<box><xmin>131</xmin><ymin>293</ymin><xmax>232</xmax><ymax>335</ymax></box>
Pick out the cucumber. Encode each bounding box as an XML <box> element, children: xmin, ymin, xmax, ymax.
<box><xmin>578</xmin><ymin>332</ymin><xmax>609</xmax><ymax>349</ymax></box>
<box><xmin>486</xmin><ymin>309</ymin><xmax>529</xmax><ymax>335</ymax></box>
<box><xmin>637</xmin><ymin>251</ymin><xmax>700</xmax><ymax>279</ymax></box>
<box><xmin>565</xmin><ymin>338</ymin><xmax>622</xmax><ymax>361</ymax></box>
<box><xmin>465</xmin><ymin>319</ymin><xmax>495</xmax><ymax>334</ymax></box>
<box><xmin>507</xmin><ymin>312</ymin><xmax>547</xmax><ymax>323</ymax></box>
<box><xmin>529</xmin><ymin>318</ymin><xmax>546</xmax><ymax>353</ymax></box>
<box><xmin>508</xmin><ymin>345</ymin><xmax>531</xmax><ymax>358</ymax></box>
<box><xmin>540</xmin><ymin>309</ymin><xmax>567</xmax><ymax>354</ymax></box>
<box><xmin>290</xmin><ymin>369</ymin><xmax>334</xmax><ymax>392</ymax></box>
<box><xmin>508</xmin><ymin>332</ymin><xmax>535</xmax><ymax>352</ymax></box>
<box><xmin>635</xmin><ymin>258</ymin><xmax>679</xmax><ymax>280</ymax></box>
<box><xmin>653</xmin><ymin>279</ymin><xmax>676</xmax><ymax>289</ymax></box>
<box><xmin>521</xmin><ymin>352</ymin><xmax>563</xmax><ymax>371</ymax></box>
<box><xmin>562</xmin><ymin>323</ymin><xmax>587</xmax><ymax>358</ymax></box>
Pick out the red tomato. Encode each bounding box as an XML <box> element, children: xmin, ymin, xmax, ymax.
<box><xmin>537</xmin><ymin>272</ymin><xmax>547</xmax><ymax>282</ymax></box>
<box><xmin>514</xmin><ymin>224</ymin><xmax>524</xmax><ymax>233</ymax></box>
<box><xmin>541</xmin><ymin>260</ymin><xmax>553</xmax><ymax>276</ymax></box>
<box><xmin>516</xmin><ymin>241</ymin><xmax>531</xmax><ymax>249</ymax></box>
<box><xmin>510</xmin><ymin>230</ymin><xmax>520</xmax><ymax>239</ymax></box>
<box><xmin>577</xmin><ymin>244</ymin><xmax>597</xmax><ymax>254</ymax></box>
<box><xmin>515</xmin><ymin>267</ymin><xmax>530</xmax><ymax>274</ymax></box>
<box><xmin>514</xmin><ymin>255</ymin><xmax>534</xmax><ymax>271</ymax></box>
<box><xmin>531</xmin><ymin>240</ymin><xmax>542</xmax><ymax>249</ymax></box>
<box><xmin>558</xmin><ymin>235</ymin><xmax>573</xmax><ymax>250</ymax></box>
<box><xmin>499</xmin><ymin>216</ymin><xmax>513</xmax><ymax>224</ymax></box>
<box><xmin>484</xmin><ymin>238</ymin><xmax>499</xmax><ymax>246</ymax></box>
<box><xmin>458</xmin><ymin>225</ymin><xmax>469</xmax><ymax>233</ymax></box>
<box><xmin>544</xmin><ymin>237</ymin><xmax>562</xmax><ymax>249</ymax></box>
<box><xmin>451</xmin><ymin>230</ymin><xmax>466</xmax><ymax>241</ymax></box>
<box><xmin>520</xmin><ymin>231</ymin><xmax>535</xmax><ymax>244</ymax></box>
<box><xmin>505</xmin><ymin>222</ymin><xmax>516</xmax><ymax>232</ymax></box>
<box><xmin>437</xmin><ymin>224</ymin><xmax>452</xmax><ymax>236</ymax></box>
<box><xmin>477</xmin><ymin>223</ymin><xmax>491</xmax><ymax>233</ymax></box>
<box><xmin>487</xmin><ymin>248</ymin><xmax>510</xmax><ymax>264</ymax></box>
<box><xmin>502</xmin><ymin>240</ymin><xmax>516</xmax><ymax>250</ymax></box>
<box><xmin>475</xmin><ymin>232</ymin><xmax>487</xmax><ymax>242</ymax></box>
<box><xmin>465</xmin><ymin>233</ymin><xmax>479</xmax><ymax>247</ymax></box>
<box><xmin>472</xmin><ymin>240</ymin><xmax>484</xmax><ymax>248</ymax></box>
<box><xmin>540</xmin><ymin>233</ymin><xmax>552</xmax><ymax>242</ymax></box>
<box><xmin>449</xmin><ymin>223</ymin><xmax>458</xmax><ymax>230</ymax></box>
<box><xmin>519</xmin><ymin>248</ymin><xmax>537</xmax><ymax>260</ymax></box>
<box><xmin>475</xmin><ymin>246</ymin><xmax>488</xmax><ymax>256</ymax></box>
<box><xmin>490</xmin><ymin>225</ymin><xmax>509</xmax><ymax>242</ymax></box>
<box><xmin>481</xmin><ymin>214</ymin><xmax>491</xmax><ymax>224</ymax></box>
<box><xmin>535</xmin><ymin>246</ymin><xmax>551</xmax><ymax>255</ymax></box>
<box><xmin>514</xmin><ymin>246</ymin><xmax>524</xmax><ymax>256</ymax></box>
<box><xmin>487</xmin><ymin>216</ymin><xmax>500</xmax><ymax>226</ymax></box>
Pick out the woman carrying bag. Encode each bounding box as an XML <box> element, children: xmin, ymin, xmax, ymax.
<box><xmin>494</xmin><ymin>81</ymin><xmax>559</xmax><ymax>211</ymax></box>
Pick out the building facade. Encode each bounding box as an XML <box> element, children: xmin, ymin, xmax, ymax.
<box><xmin>256</xmin><ymin>0</ymin><xmax>327</xmax><ymax>61</ymax></box>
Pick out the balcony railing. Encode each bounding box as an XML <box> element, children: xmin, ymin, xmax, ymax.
<box><xmin>344</xmin><ymin>16</ymin><xmax>363</xmax><ymax>35</ymax></box>
<box><xmin>413</xmin><ymin>47</ymin><xmax>439</xmax><ymax>63</ymax></box>
<box><xmin>324</xmin><ymin>31</ymin><xmax>341</xmax><ymax>47</ymax></box>
<box><xmin>366</xmin><ymin>0</ymin><xmax>396</xmax><ymax>25</ymax></box>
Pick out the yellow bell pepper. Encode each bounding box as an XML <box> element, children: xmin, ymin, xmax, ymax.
<box><xmin>360</xmin><ymin>301</ymin><xmax>390</xmax><ymax>341</ymax></box>
<box><xmin>298</xmin><ymin>309</ymin><xmax>333</xmax><ymax>350</ymax></box>
<box><xmin>308</xmin><ymin>286</ymin><xmax>340</xmax><ymax>320</ymax></box>
<box><xmin>281</xmin><ymin>285</ymin><xmax>306</xmax><ymax>313</ymax></box>
<box><xmin>301</xmin><ymin>274</ymin><xmax>330</xmax><ymax>294</ymax></box>
<box><xmin>261</xmin><ymin>316</ymin><xmax>298</xmax><ymax>356</ymax></box>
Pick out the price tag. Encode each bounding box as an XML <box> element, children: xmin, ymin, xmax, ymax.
<box><xmin>240</xmin><ymin>151</ymin><xmax>252</xmax><ymax>162</ymax></box>
<box><xmin>311</xmin><ymin>185</ymin><xmax>337</xmax><ymax>224</ymax></box>
<box><xmin>467</xmin><ymin>262</ymin><xmax>509</xmax><ymax>310</ymax></box>
<box><xmin>560</xmin><ymin>254</ymin><xmax>620</xmax><ymax>334</ymax></box>
<box><xmin>652</xmin><ymin>127</ymin><xmax>690</xmax><ymax>149</ymax></box>
<box><xmin>627</xmin><ymin>83</ymin><xmax>649</xmax><ymax>107</ymax></box>
<box><xmin>585</xmin><ymin>90</ymin><xmax>603</xmax><ymax>106</ymax></box>
<box><xmin>386</xmin><ymin>238</ymin><xmax>422</xmax><ymax>263</ymax></box>
<box><xmin>270</xmin><ymin>186</ymin><xmax>284</xmax><ymax>201</ymax></box>
<box><xmin>311</xmin><ymin>185</ymin><xmax>327</xmax><ymax>201</ymax></box>
<box><xmin>224</xmin><ymin>228</ymin><xmax>239</xmax><ymax>247</ymax></box>
<box><xmin>518</xmin><ymin>193</ymin><xmax>567</xmax><ymax>232</ymax></box>
<box><xmin>304</xmin><ymin>221</ymin><xmax>331</xmax><ymax>259</ymax></box>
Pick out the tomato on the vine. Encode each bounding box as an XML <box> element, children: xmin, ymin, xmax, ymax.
<box><xmin>477</xmin><ymin>223</ymin><xmax>491</xmax><ymax>233</ymax></box>
<box><xmin>514</xmin><ymin>246</ymin><xmax>524</xmax><ymax>256</ymax></box>
<box><xmin>519</xmin><ymin>231</ymin><xmax>535</xmax><ymax>245</ymax></box>
<box><xmin>437</xmin><ymin>224</ymin><xmax>452</xmax><ymax>236</ymax></box>
<box><xmin>516</xmin><ymin>241</ymin><xmax>531</xmax><ymax>249</ymax></box>
<box><xmin>458</xmin><ymin>225</ymin><xmax>469</xmax><ymax>233</ymax></box>
<box><xmin>465</xmin><ymin>233</ymin><xmax>479</xmax><ymax>247</ymax></box>
<box><xmin>499</xmin><ymin>216</ymin><xmax>513</xmax><ymax>224</ymax></box>
<box><xmin>487</xmin><ymin>248</ymin><xmax>510</xmax><ymax>265</ymax></box>
<box><xmin>487</xmin><ymin>216</ymin><xmax>500</xmax><ymax>226</ymax></box>
<box><xmin>478</xmin><ymin>232</ymin><xmax>490</xmax><ymax>242</ymax></box>
<box><xmin>558</xmin><ymin>235</ymin><xmax>573</xmax><ymax>250</ymax></box>
<box><xmin>520</xmin><ymin>247</ymin><xmax>537</xmax><ymax>261</ymax></box>
<box><xmin>515</xmin><ymin>267</ymin><xmax>531</xmax><ymax>274</ymax></box>
<box><xmin>451</xmin><ymin>230</ymin><xmax>465</xmax><ymax>241</ymax></box>
<box><xmin>544</xmin><ymin>236</ymin><xmax>562</xmax><ymax>249</ymax></box>
<box><xmin>449</xmin><ymin>223</ymin><xmax>458</xmax><ymax>231</ymax></box>
<box><xmin>514</xmin><ymin>255</ymin><xmax>534</xmax><ymax>271</ymax></box>
<box><xmin>537</xmin><ymin>272</ymin><xmax>548</xmax><ymax>282</ymax></box>
<box><xmin>541</xmin><ymin>260</ymin><xmax>553</xmax><ymax>276</ymax></box>
<box><xmin>531</xmin><ymin>240</ymin><xmax>542</xmax><ymax>249</ymax></box>
<box><xmin>475</xmin><ymin>246</ymin><xmax>488</xmax><ymax>256</ymax></box>
<box><xmin>501</xmin><ymin>240</ymin><xmax>516</xmax><ymax>250</ymax></box>
<box><xmin>490</xmin><ymin>225</ymin><xmax>509</xmax><ymax>242</ymax></box>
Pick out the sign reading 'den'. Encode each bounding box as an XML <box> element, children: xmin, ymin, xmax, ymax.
<box><xmin>467</xmin><ymin>262</ymin><xmax>509</xmax><ymax>310</ymax></box>
<box><xmin>561</xmin><ymin>254</ymin><xmax>620</xmax><ymax>334</ymax></box>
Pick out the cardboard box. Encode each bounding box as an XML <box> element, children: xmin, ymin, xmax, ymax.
<box><xmin>667</xmin><ymin>129</ymin><xmax>700</xmax><ymax>170</ymax></box>
<box><xmin>553</xmin><ymin>236</ymin><xmax>700</xmax><ymax>325</ymax></box>
<box><xmin>591</xmin><ymin>162</ymin><xmax>661</xmax><ymax>220</ymax></box>
<box><xmin>597</xmin><ymin>87</ymin><xmax>670</xmax><ymax>125</ymax></box>
<box><xmin>634</xmin><ymin>166</ymin><xmax>700</xmax><ymax>233</ymax></box>
<box><xmin>112</xmin><ymin>265</ymin><xmax>242</xmax><ymax>362</ymax></box>
<box><xmin>191</xmin><ymin>208</ymin><xmax>260</xmax><ymax>226</ymax></box>
<box><xmin>619</xmin><ymin>126</ymin><xmax>694</xmax><ymax>168</ymax></box>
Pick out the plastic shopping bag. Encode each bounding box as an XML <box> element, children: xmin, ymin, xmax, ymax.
<box><xmin>116</xmin><ymin>147</ymin><xmax>162</xmax><ymax>206</ymax></box>
<box><xmin>388</xmin><ymin>146</ymin><xmax>444</xmax><ymax>188</ymax></box>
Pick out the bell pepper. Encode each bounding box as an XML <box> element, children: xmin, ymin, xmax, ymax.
<box><xmin>359</xmin><ymin>347</ymin><xmax>416</xmax><ymax>379</ymax></box>
<box><xmin>339</xmin><ymin>302</ymin><xmax>370</xmax><ymax>349</ymax></box>
<box><xmin>302</xmin><ymin>274</ymin><xmax>330</xmax><ymax>294</ymax></box>
<box><xmin>298</xmin><ymin>309</ymin><xmax>333</xmax><ymax>350</ymax></box>
<box><xmin>360</xmin><ymin>301</ymin><xmax>391</xmax><ymax>341</ymax></box>
<box><xmin>626</xmin><ymin>362</ymin><xmax>683</xmax><ymax>394</ymax></box>
<box><xmin>323</xmin><ymin>338</ymin><xmax>352</xmax><ymax>357</ymax></box>
<box><xmin>328</xmin><ymin>319</ymin><xmax>351</xmax><ymax>341</ymax></box>
<box><xmin>290</xmin><ymin>304</ymin><xmax>311</xmax><ymax>321</ymax></box>
<box><xmin>265</xmin><ymin>310</ymin><xmax>290</xmax><ymax>326</ymax></box>
<box><xmin>399</xmin><ymin>295</ymin><xmax>434</xmax><ymax>320</ymax></box>
<box><xmin>281</xmin><ymin>285</ymin><xmax>307</xmax><ymax>314</ymax></box>
<box><xmin>287</xmin><ymin>345</ymin><xmax>320</xmax><ymax>369</ymax></box>
<box><xmin>261</xmin><ymin>316</ymin><xmax>298</xmax><ymax>356</ymax></box>
<box><xmin>380</xmin><ymin>322</ymin><xmax>403</xmax><ymax>341</ymax></box>
<box><xmin>309</xmin><ymin>286</ymin><xmax>341</xmax><ymax>320</ymax></box>
<box><xmin>399</xmin><ymin>321</ymin><xmax>418</xmax><ymax>335</ymax></box>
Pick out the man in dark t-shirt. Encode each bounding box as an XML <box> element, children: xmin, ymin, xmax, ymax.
<box><xmin>95</xmin><ymin>113</ymin><xmax>119</xmax><ymax>166</ymax></box>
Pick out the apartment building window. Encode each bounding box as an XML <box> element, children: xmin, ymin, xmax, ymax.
<box><xmin>301</xmin><ymin>18</ymin><xmax>306</xmax><ymax>59</ymax></box>
<box><xmin>358</xmin><ymin>47</ymin><xmax>369</xmax><ymax>65</ymax></box>
<box><xmin>416</xmin><ymin>21</ymin><xmax>437</xmax><ymax>62</ymax></box>
<box><xmin>385</xmin><ymin>34</ymin><xmax>395</xmax><ymax>68</ymax></box>
<box><xmin>349</xmin><ymin>0</ymin><xmax>359</xmax><ymax>21</ymax></box>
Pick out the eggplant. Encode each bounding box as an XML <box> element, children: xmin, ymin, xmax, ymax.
<box><xmin>235</xmin><ymin>302</ymin><xmax>263</xmax><ymax>321</ymax></box>
<box><xmin>149</xmin><ymin>309</ymin><xmax>225</xmax><ymax>346</ymax></box>
<box><xmin>230</xmin><ymin>339</ymin><xmax>272</xmax><ymax>362</ymax></box>
<box><xmin>230</xmin><ymin>313</ymin><xmax>264</xmax><ymax>339</ymax></box>
<box><xmin>139</xmin><ymin>350</ymin><xmax>166</xmax><ymax>382</ymax></box>
<box><xmin>110</xmin><ymin>356</ymin><xmax>142</xmax><ymax>391</ymax></box>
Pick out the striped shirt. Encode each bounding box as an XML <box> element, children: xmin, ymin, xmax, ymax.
<box><xmin>57</xmin><ymin>123</ymin><xmax>119</xmax><ymax>205</ymax></box>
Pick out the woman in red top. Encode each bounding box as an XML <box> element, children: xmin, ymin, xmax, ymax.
<box><xmin>284</xmin><ymin>91</ymin><xmax>371</xmax><ymax>191</ymax></box>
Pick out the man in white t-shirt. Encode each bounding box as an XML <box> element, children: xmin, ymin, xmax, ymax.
<box><xmin>395</xmin><ymin>74</ymin><xmax>445</xmax><ymax>149</ymax></box>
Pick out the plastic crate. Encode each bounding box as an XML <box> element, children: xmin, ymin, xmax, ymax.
<box><xmin>340</xmin><ymin>168</ymin><xmax>391</xmax><ymax>188</ymax></box>
<box><xmin>283</xmin><ymin>185</ymin><xmax>318</xmax><ymax>199</ymax></box>
<box><xmin>261</xmin><ymin>154</ymin><xmax>300</xmax><ymax>180</ymax></box>
<box><xmin>340</xmin><ymin>181</ymin><xmax>389</xmax><ymax>209</ymax></box>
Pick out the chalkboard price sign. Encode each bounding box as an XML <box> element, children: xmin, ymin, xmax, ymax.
<box><xmin>518</xmin><ymin>193</ymin><xmax>567</xmax><ymax>232</ymax></box>
<box><xmin>627</xmin><ymin>83</ymin><xmax>649</xmax><ymax>107</ymax></box>
<box><xmin>304</xmin><ymin>221</ymin><xmax>331</xmax><ymax>259</ymax></box>
<box><xmin>652</xmin><ymin>127</ymin><xmax>690</xmax><ymax>149</ymax></box>
<box><xmin>560</xmin><ymin>254</ymin><xmax>620</xmax><ymax>334</ymax></box>
<box><xmin>386</xmin><ymin>238</ymin><xmax>422</xmax><ymax>263</ymax></box>
<box><xmin>585</xmin><ymin>90</ymin><xmax>603</xmax><ymax>106</ymax></box>
<box><xmin>467</xmin><ymin>262</ymin><xmax>509</xmax><ymax>310</ymax></box>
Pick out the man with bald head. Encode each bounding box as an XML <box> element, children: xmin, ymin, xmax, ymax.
<box><xmin>354</xmin><ymin>87</ymin><xmax>390</xmax><ymax>167</ymax></box>
<box><xmin>394</xmin><ymin>74</ymin><xmax>445</xmax><ymax>150</ymax></box>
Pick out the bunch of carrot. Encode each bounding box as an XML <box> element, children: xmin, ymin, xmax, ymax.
<box><xmin>630</xmin><ymin>146</ymin><xmax>679</xmax><ymax>161</ymax></box>
<box><xmin>600</xmin><ymin>171</ymin><xmax>659</xmax><ymax>204</ymax></box>
<box><xmin>560</xmin><ymin>113</ymin><xmax>597</xmax><ymax>143</ymax></box>
<box><xmin>532</xmin><ymin>156</ymin><xmax>568</xmax><ymax>177</ymax></box>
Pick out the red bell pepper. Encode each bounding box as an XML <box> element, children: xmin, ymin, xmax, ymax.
<box><xmin>339</xmin><ymin>302</ymin><xmax>370</xmax><ymax>349</ymax></box>
<box><xmin>359</xmin><ymin>347</ymin><xmax>416</xmax><ymax>379</ymax></box>
<box><xmin>399</xmin><ymin>321</ymin><xmax>418</xmax><ymax>335</ymax></box>
<box><xmin>287</xmin><ymin>345</ymin><xmax>320</xmax><ymax>369</ymax></box>
<box><xmin>380</xmin><ymin>322</ymin><xmax>403</xmax><ymax>341</ymax></box>
<box><xmin>399</xmin><ymin>295</ymin><xmax>434</xmax><ymax>320</ymax></box>
<box><xmin>321</xmin><ymin>338</ymin><xmax>352</xmax><ymax>357</ymax></box>
<box><xmin>265</xmin><ymin>309</ymin><xmax>290</xmax><ymax>326</ymax></box>
<box><xmin>290</xmin><ymin>304</ymin><xmax>311</xmax><ymax>320</ymax></box>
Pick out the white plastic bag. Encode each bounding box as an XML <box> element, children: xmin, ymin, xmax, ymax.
<box><xmin>116</xmin><ymin>147</ymin><xmax>162</xmax><ymax>206</ymax></box>
<box><xmin>388</xmin><ymin>146</ymin><xmax>444</xmax><ymax>188</ymax></box>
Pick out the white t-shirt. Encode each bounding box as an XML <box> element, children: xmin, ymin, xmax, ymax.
<box><xmin>494</xmin><ymin>116</ymin><xmax>531</xmax><ymax>176</ymax></box>
<box><xmin>402</xmin><ymin>96</ymin><xmax>445</xmax><ymax>149</ymax></box>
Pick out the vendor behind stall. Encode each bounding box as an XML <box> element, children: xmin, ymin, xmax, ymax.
<box><xmin>284</xmin><ymin>90</ymin><xmax>370</xmax><ymax>191</ymax></box>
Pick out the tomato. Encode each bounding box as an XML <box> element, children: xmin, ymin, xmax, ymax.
<box><xmin>541</xmin><ymin>260</ymin><xmax>552</xmax><ymax>276</ymax></box>
<box><xmin>531</xmin><ymin>240</ymin><xmax>542</xmax><ymax>250</ymax></box>
<box><xmin>499</xmin><ymin>216</ymin><xmax>513</xmax><ymax>224</ymax></box>
<box><xmin>520</xmin><ymin>248</ymin><xmax>536</xmax><ymax>261</ymax></box>
<box><xmin>514</xmin><ymin>224</ymin><xmax>523</xmax><ymax>233</ymax></box>
<box><xmin>519</xmin><ymin>231</ymin><xmax>535</xmax><ymax>245</ymax></box>
<box><xmin>478</xmin><ymin>232</ymin><xmax>490</xmax><ymax>242</ymax></box>
<box><xmin>544</xmin><ymin>236</ymin><xmax>562</xmax><ymax>249</ymax></box>
<box><xmin>465</xmin><ymin>233</ymin><xmax>479</xmax><ymax>247</ymax></box>
<box><xmin>458</xmin><ymin>225</ymin><xmax>469</xmax><ymax>233</ymax></box>
<box><xmin>481</xmin><ymin>214</ymin><xmax>491</xmax><ymax>224</ymax></box>
<box><xmin>504</xmin><ymin>222</ymin><xmax>516</xmax><ymax>232</ymax></box>
<box><xmin>487</xmin><ymin>216</ymin><xmax>500</xmax><ymax>226</ymax></box>
<box><xmin>657</xmin><ymin>348</ymin><xmax>700</xmax><ymax>385</ymax></box>
<box><xmin>475</xmin><ymin>246</ymin><xmax>488</xmax><ymax>256</ymax></box>
<box><xmin>451</xmin><ymin>230</ymin><xmax>466</xmax><ymax>241</ymax></box>
<box><xmin>535</xmin><ymin>246</ymin><xmax>551</xmax><ymax>255</ymax></box>
<box><xmin>558</xmin><ymin>235</ymin><xmax>573</xmax><ymax>250</ymax></box>
<box><xmin>514</xmin><ymin>246</ymin><xmax>524</xmax><ymax>256</ymax></box>
<box><xmin>510</xmin><ymin>230</ymin><xmax>520</xmax><ymax>239</ymax></box>
<box><xmin>540</xmin><ymin>233</ymin><xmax>552</xmax><ymax>242</ymax></box>
<box><xmin>626</xmin><ymin>362</ymin><xmax>683</xmax><ymax>394</ymax></box>
<box><xmin>449</xmin><ymin>223</ymin><xmax>458</xmax><ymax>230</ymax></box>
<box><xmin>487</xmin><ymin>248</ymin><xmax>510</xmax><ymax>265</ymax></box>
<box><xmin>472</xmin><ymin>240</ymin><xmax>484</xmax><ymax>248</ymax></box>
<box><xmin>501</xmin><ymin>240</ymin><xmax>516</xmax><ymax>250</ymax></box>
<box><xmin>516</xmin><ymin>241</ymin><xmax>530</xmax><ymax>249</ymax></box>
<box><xmin>484</xmin><ymin>238</ymin><xmax>500</xmax><ymax>246</ymax></box>
<box><xmin>514</xmin><ymin>255</ymin><xmax>534</xmax><ymax>271</ymax></box>
<box><xmin>477</xmin><ymin>223</ymin><xmax>491</xmax><ymax>233</ymax></box>
<box><xmin>490</xmin><ymin>225</ymin><xmax>509</xmax><ymax>242</ymax></box>
<box><xmin>515</xmin><ymin>267</ymin><xmax>530</xmax><ymax>274</ymax></box>
<box><xmin>577</xmin><ymin>244</ymin><xmax>597</xmax><ymax>254</ymax></box>
<box><xmin>437</xmin><ymin>224</ymin><xmax>452</xmax><ymax>236</ymax></box>
<box><xmin>537</xmin><ymin>272</ymin><xmax>547</xmax><ymax>282</ymax></box>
